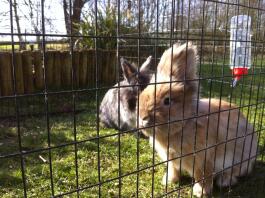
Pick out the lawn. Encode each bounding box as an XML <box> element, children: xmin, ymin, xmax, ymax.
<box><xmin>0</xmin><ymin>43</ymin><xmax>69</xmax><ymax>51</ymax></box>
<box><xmin>0</xmin><ymin>62</ymin><xmax>265</xmax><ymax>197</ymax></box>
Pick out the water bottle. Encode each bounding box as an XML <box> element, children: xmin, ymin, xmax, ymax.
<box><xmin>230</xmin><ymin>15</ymin><xmax>251</xmax><ymax>87</ymax></box>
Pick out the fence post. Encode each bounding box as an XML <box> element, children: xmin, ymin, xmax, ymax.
<box><xmin>22</xmin><ymin>51</ymin><xmax>35</xmax><ymax>93</ymax></box>
<box><xmin>33</xmin><ymin>50</ymin><xmax>44</xmax><ymax>90</ymax></box>
<box><xmin>0</xmin><ymin>52</ymin><xmax>13</xmax><ymax>96</ymax></box>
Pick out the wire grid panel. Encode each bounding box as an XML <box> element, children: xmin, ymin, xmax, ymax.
<box><xmin>0</xmin><ymin>0</ymin><xmax>265</xmax><ymax>197</ymax></box>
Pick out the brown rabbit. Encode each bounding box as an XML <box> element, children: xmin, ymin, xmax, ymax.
<box><xmin>138</xmin><ymin>43</ymin><xmax>257</xmax><ymax>197</ymax></box>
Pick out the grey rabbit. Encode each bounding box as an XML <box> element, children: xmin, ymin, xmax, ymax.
<box><xmin>99</xmin><ymin>56</ymin><xmax>152</xmax><ymax>131</ymax></box>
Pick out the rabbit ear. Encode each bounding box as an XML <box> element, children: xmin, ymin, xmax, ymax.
<box><xmin>120</xmin><ymin>57</ymin><xmax>138</xmax><ymax>83</ymax></box>
<box><xmin>140</xmin><ymin>56</ymin><xmax>152</xmax><ymax>73</ymax></box>
<box><xmin>157</xmin><ymin>42</ymin><xmax>197</xmax><ymax>81</ymax></box>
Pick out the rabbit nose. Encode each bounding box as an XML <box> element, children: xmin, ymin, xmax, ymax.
<box><xmin>139</xmin><ymin>116</ymin><xmax>150</xmax><ymax>127</ymax></box>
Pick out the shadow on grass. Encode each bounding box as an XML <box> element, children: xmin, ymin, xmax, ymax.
<box><xmin>163</xmin><ymin>159</ymin><xmax>265</xmax><ymax>197</ymax></box>
<box><xmin>212</xmin><ymin>160</ymin><xmax>265</xmax><ymax>198</ymax></box>
<box><xmin>0</xmin><ymin>167</ymin><xmax>23</xmax><ymax>188</ymax></box>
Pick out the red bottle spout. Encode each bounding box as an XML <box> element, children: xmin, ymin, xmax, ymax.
<box><xmin>231</xmin><ymin>68</ymin><xmax>248</xmax><ymax>87</ymax></box>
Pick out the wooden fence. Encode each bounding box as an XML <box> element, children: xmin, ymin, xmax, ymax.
<box><xmin>0</xmin><ymin>49</ymin><xmax>119</xmax><ymax>96</ymax></box>
<box><xmin>0</xmin><ymin>45</ymin><xmax>232</xmax><ymax>96</ymax></box>
<box><xmin>0</xmin><ymin>49</ymin><xmax>159</xmax><ymax>96</ymax></box>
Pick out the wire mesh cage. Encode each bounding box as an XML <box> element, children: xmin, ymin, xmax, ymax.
<box><xmin>0</xmin><ymin>0</ymin><xmax>265</xmax><ymax>197</ymax></box>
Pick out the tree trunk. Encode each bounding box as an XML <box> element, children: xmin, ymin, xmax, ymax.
<box><xmin>72</xmin><ymin>0</ymin><xmax>85</xmax><ymax>36</ymax></box>
<box><xmin>63</xmin><ymin>0</ymin><xmax>89</xmax><ymax>39</ymax></box>
<box><xmin>13</xmin><ymin>0</ymin><xmax>26</xmax><ymax>50</ymax></box>
<box><xmin>63</xmin><ymin>0</ymin><xmax>71</xmax><ymax>35</ymax></box>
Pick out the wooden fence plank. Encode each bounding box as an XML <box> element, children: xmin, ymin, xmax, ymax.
<box><xmin>0</xmin><ymin>75</ymin><xmax>1</xmax><ymax>96</ymax></box>
<box><xmin>14</xmin><ymin>52</ymin><xmax>24</xmax><ymax>94</ymax></box>
<box><xmin>22</xmin><ymin>51</ymin><xmax>34</xmax><ymax>93</ymax></box>
<box><xmin>79</xmin><ymin>50</ymin><xmax>88</xmax><ymax>87</ymax></box>
<box><xmin>33</xmin><ymin>51</ymin><xmax>44</xmax><ymax>90</ymax></box>
<box><xmin>73</xmin><ymin>51</ymin><xmax>80</xmax><ymax>88</ymax></box>
<box><xmin>104</xmin><ymin>50</ymin><xmax>111</xmax><ymax>85</ymax></box>
<box><xmin>109</xmin><ymin>50</ymin><xmax>117</xmax><ymax>85</ymax></box>
<box><xmin>0</xmin><ymin>52</ymin><xmax>13</xmax><ymax>96</ymax></box>
<box><xmin>53</xmin><ymin>51</ymin><xmax>62</xmax><ymax>89</ymax></box>
<box><xmin>61</xmin><ymin>51</ymin><xmax>71</xmax><ymax>88</ymax></box>
<box><xmin>45</xmin><ymin>51</ymin><xmax>54</xmax><ymax>88</ymax></box>
<box><xmin>87</xmin><ymin>50</ymin><xmax>95</xmax><ymax>88</ymax></box>
<box><xmin>98</xmin><ymin>50</ymin><xmax>104</xmax><ymax>86</ymax></box>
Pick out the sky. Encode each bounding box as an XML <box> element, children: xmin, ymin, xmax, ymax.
<box><xmin>0</xmin><ymin>0</ymin><xmax>67</xmax><ymax>41</ymax></box>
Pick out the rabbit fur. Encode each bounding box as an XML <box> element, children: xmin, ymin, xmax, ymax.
<box><xmin>100</xmin><ymin>56</ymin><xmax>153</xmax><ymax>131</ymax></box>
<box><xmin>138</xmin><ymin>43</ymin><xmax>257</xmax><ymax>197</ymax></box>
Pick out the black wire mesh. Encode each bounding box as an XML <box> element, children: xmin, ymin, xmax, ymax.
<box><xmin>0</xmin><ymin>0</ymin><xmax>265</xmax><ymax>197</ymax></box>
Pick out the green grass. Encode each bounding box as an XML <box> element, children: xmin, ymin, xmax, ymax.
<box><xmin>0</xmin><ymin>62</ymin><xmax>265</xmax><ymax>197</ymax></box>
<box><xmin>0</xmin><ymin>43</ymin><xmax>69</xmax><ymax>51</ymax></box>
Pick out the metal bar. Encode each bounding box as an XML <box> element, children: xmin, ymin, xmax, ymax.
<box><xmin>117</xmin><ymin>0</ymin><xmax>122</xmax><ymax>196</ymax></box>
<box><xmin>94</xmin><ymin>0</ymin><xmax>101</xmax><ymax>197</ymax></box>
<box><xmin>8</xmin><ymin>0</ymin><xmax>27</xmax><ymax>197</ymax></box>
<box><xmin>150</xmin><ymin>0</ymin><xmax>159</xmax><ymax>196</ymax></box>
<box><xmin>201</xmin><ymin>1</ymin><xmax>219</xmax><ymax>196</ymax></box>
<box><xmin>136</xmin><ymin>0</ymin><xmax>141</xmax><ymax>196</ymax></box>
<box><xmin>190</xmin><ymin>0</ymin><xmax>207</xmax><ymax>196</ymax></box>
<box><xmin>69</xmin><ymin>0</ymin><xmax>79</xmax><ymax>196</ymax></box>
<box><xmin>40</xmin><ymin>0</ymin><xmax>54</xmax><ymax>196</ymax></box>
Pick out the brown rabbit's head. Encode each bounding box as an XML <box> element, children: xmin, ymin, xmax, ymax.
<box><xmin>138</xmin><ymin>43</ymin><xmax>198</xmax><ymax>134</ymax></box>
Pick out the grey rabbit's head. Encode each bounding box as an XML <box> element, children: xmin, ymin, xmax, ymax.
<box><xmin>99</xmin><ymin>56</ymin><xmax>153</xmax><ymax>131</ymax></box>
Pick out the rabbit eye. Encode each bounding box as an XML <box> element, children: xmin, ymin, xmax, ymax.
<box><xmin>163</xmin><ymin>97</ymin><xmax>170</xmax><ymax>106</ymax></box>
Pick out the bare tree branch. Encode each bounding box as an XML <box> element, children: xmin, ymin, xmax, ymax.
<box><xmin>13</xmin><ymin>0</ymin><xmax>26</xmax><ymax>49</ymax></box>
